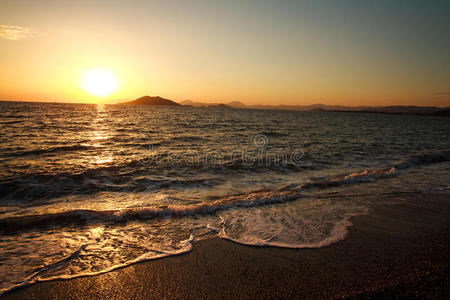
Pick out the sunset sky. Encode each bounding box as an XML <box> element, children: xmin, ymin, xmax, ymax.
<box><xmin>0</xmin><ymin>0</ymin><xmax>449</xmax><ymax>106</ymax></box>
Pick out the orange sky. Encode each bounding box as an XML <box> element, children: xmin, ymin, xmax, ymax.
<box><xmin>0</xmin><ymin>1</ymin><xmax>449</xmax><ymax>107</ymax></box>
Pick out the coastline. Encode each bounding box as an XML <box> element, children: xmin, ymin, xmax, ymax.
<box><xmin>2</xmin><ymin>191</ymin><xmax>449</xmax><ymax>299</ymax></box>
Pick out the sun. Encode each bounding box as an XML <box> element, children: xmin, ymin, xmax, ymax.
<box><xmin>81</xmin><ymin>69</ymin><xmax>118</xmax><ymax>97</ymax></box>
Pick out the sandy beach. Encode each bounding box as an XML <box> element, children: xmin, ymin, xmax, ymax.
<box><xmin>2</xmin><ymin>191</ymin><xmax>448</xmax><ymax>299</ymax></box>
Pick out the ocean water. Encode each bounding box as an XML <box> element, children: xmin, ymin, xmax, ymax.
<box><xmin>0</xmin><ymin>101</ymin><xmax>449</xmax><ymax>294</ymax></box>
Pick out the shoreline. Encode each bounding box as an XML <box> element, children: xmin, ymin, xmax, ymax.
<box><xmin>2</xmin><ymin>191</ymin><xmax>449</xmax><ymax>299</ymax></box>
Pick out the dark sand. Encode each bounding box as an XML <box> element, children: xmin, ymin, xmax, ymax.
<box><xmin>2</xmin><ymin>192</ymin><xmax>449</xmax><ymax>299</ymax></box>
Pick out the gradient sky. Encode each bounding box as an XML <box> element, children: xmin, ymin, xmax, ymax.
<box><xmin>0</xmin><ymin>0</ymin><xmax>449</xmax><ymax>106</ymax></box>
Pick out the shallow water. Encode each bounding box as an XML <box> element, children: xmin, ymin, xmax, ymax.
<box><xmin>0</xmin><ymin>101</ymin><xmax>449</xmax><ymax>294</ymax></box>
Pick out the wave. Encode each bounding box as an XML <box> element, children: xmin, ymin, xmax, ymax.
<box><xmin>3</xmin><ymin>149</ymin><xmax>308</xmax><ymax>183</ymax></box>
<box><xmin>394</xmin><ymin>149</ymin><xmax>450</xmax><ymax>169</ymax></box>
<box><xmin>0</xmin><ymin>189</ymin><xmax>302</xmax><ymax>233</ymax></box>
<box><xmin>1</xmin><ymin>149</ymin><xmax>449</xmax><ymax>231</ymax></box>
<box><xmin>0</xmin><ymin>120</ymin><xmax>23</xmax><ymax>125</ymax></box>
<box><xmin>0</xmin><ymin>171</ymin><xmax>223</xmax><ymax>203</ymax></box>
<box><xmin>302</xmin><ymin>167</ymin><xmax>398</xmax><ymax>189</ymax></box>
<box><xmin>8</xmin><ymin>148</ymin><xmax>449</xmax><ymax>181</ymax></box>
<box><xmin>302</xmin><ymin>149</ymin><xmax>450</xmax><ymax>189</ymax></box>
<box><xmin>259</xmin><ymin>131</ymin><xmax>288</xmax><ymax>137</ymax></box>
<box><xmin>0</xmin><ymin>151</ymin><xmax>313</xmax><ymax>202</ymax></box>
<box><xmin>3</xmin><ymin>145</ymin><xmax>103</xmax><ymax>158</ymax></box>
<box><xmin>168</xmin><ymin>135</ymin><xmax>204</xmax><ymax>142</ymax></box>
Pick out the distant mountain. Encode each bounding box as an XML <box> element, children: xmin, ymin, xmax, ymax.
<box><xmin>227</xmin><ymin>101</ymin><xmax>246</xmax><ymax>108</ymax></box>
<box><xmin>361</xmin><ymin>106</ymin><xmax>443</xmax><ymax>114</ymax></box>
<box><xmin>249</xmin><ymin>104</ymin><xmax>366</xmax><ymax>111</ymax></box>
<box><xmin>208</xmin><ymin>103</ymin><xmax>232</xmax><ymax>108</ymax></box>
<box><xmin>239</xmin><ymin>103</ymin><xmax>448</xmax><ymax>115</ymax></box>
<box><xmin>119</xmin><ymin>96</ymin><xmax>180</xmax><ymax>106</ymax></box>
<box><xmin>180</xmin><ymin>100</ymin><xmax>245</xmax><ymax>108</ymax></box>
<box><xmin>431</xmin><ymin>109</ymin><xmax>450</xmax><ymax>116</ymax></box>
<box><xmin>323</xmin><ymin>106</ymin><xmax>449</xmax><ymax>116</ymax></box>
<box><xmin>180</xmin><ymin>100</ymin><xmax>206</xmax><ymax>107</ymax></box>
<box><xmin>119</xmin><ymin>97</ymin><xmax>448</xmax><ymax>116</ymax></box>
<box><xmin>179</xmin><ymin>100</ymin><xmax>365</xmax><ymax>111</ymax></box>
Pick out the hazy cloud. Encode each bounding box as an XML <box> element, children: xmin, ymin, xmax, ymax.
<box><xmin>0</xmin><ymin>25</ymin><xmax>33</xmax><ymax>40</ymax></box>
<box><xmin>432</xmin><ymin>92</ymin><xmax>450</xmax><ymax>96</ymax></box>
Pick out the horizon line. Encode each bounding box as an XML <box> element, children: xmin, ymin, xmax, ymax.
<box><xmin>1</xmin><ymin>98</ymin><xmax>449</xmax><ymax>109</ymax></box>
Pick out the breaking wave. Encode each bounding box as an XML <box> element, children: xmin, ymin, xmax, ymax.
<box><xmin>0</xmin><ymin>189</ymin><xmax>302</xmax><ymax>232</ymax></box>
<box><xmin>3</xmin><ymin>149</ymin><xmax>449</xmax><ymax>232</ymax></box>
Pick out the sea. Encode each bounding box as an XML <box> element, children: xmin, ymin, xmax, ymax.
<box><xmin>0</xmin><ymin>101</ymin><xmax>449</xmax><ymax>294</ymax></box>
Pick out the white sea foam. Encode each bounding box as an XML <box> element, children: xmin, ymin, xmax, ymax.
<box><xmin>218</xmin><ymin>197</ymin><xmax>369</xmax><ymax>248</ymax></box>
<box><xmin>2</xmin><ymin>195</ymin><xmax>371</xmax><ymax>295</ymax></box>
<box><xmin>0</xmin><ymin>219</ymin><xmax>207</xmax><ymax>295</ymax></box>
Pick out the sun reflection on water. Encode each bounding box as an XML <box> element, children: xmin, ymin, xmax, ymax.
<box><xmin>86</xmin><ymin>104</ymin><xmax>113</xmax><ymax>166</ymax></box>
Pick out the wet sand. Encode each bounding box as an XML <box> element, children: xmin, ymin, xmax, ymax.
<box><xmin>2</xmin><ymin>192</ymin><xmax>449</xmax><ymax>299</ymax></box>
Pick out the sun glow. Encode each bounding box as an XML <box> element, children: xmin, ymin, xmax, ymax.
<box><xmin>81</xmin><ymin>69</ymin><xmax>119</xmax><ymax>97</ymax></box>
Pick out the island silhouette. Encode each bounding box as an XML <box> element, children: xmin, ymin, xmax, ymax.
<box><xmin>119</xmin><ymin>96</ymin><xmax>181</xmax><ymax>106</ymax></box>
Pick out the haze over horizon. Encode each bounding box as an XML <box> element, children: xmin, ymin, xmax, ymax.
<box><xmin>1</xmin><ymin>0</ymin><xmax>449</xmax><ymax>106</ymax></box>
